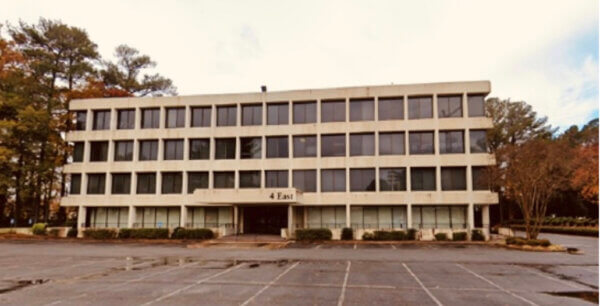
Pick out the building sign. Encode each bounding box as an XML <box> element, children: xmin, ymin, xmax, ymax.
<box><xmin>269</xmin><ymin>191</ymin><xmax>295</xmax><ymax>201</ymax></box>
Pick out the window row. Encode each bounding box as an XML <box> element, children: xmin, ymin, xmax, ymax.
<box><xmin>72</xmin><ymin>130</ymin><xmax>488</xmax><ymax>162</ymax></box>
<box><xmin>69</xmin><ymin>166</ymin><xmax>490</xmax><ymax>195</ymax></box>
<box><xmin>73</xmin><ymin>95</ymin><xmax>486</xmax><ymax>131</ymax></box>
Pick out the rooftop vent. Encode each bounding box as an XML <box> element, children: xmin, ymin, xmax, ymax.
<box><xmin>261</xmin><ymin>85</ymin><xmax>267</xmax><ymax>92</ymax></box>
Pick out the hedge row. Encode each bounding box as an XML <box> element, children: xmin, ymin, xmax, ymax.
<box><xmin>509</xmin><ymin>225</ymin><xmax>598</xmax><ymax>237</ymax></box>
<box><xmin>295</xmin><ymin>228</ymin><xmax>332</xmax><ymax>241</ymax></box>
<box><xmin>507</xmin><ymin>217</ymin><xmax>599</xmax><ymax>227</ymax></box>
<box><xmin>363</xmin><ymin>230</ymin><xmax>407</xmax><ymax>241</ymax></box>
<box><xmin>506</xmin><ymin>236</ymin><xmax>551</xmax><ymax>247</ymax></box>
<box><xmin>82</xmin><ymin>228</ymin><xmax>214</xmax><ymax>240</ymax></box>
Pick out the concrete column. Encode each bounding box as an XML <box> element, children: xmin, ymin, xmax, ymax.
<box><xmin>107</xmin><ymin>140</ymin><xmax>115</xmax><ymax>162</ymax></box>
<box><xmin>180</xmin><ymin>205</ymin><xmax>188</xmax><ymax>228</ymax></box>
<box><xmin>135</xmin><ymin>107</ymin><xmax>141</xmax><ymax>130</ymax></box>
<box><xmin>182</xmin><ymin>171</ymin><xmax>188</xmax><ymax>194</ymax></box>
<box><xmin>159</xmin><ymin>106</ymin><xmax>165</xmax><ymax>129</ymax></box>
<box><xmin>403</xmin><ymin>95</ymin><xmax>408</xmax><ymax>120</ymax></box>
<box><xmin>467</xmin><ymin>203</ymin><xmax>475</xmax><ymax>230</ymax></box>
<box><xmin>83</xmin><ymin>141</ymin><xmax>91</xmax><ymax>164</ymax></box>
<box><xmin>156</xmin><ymin>172</ymin><xmax>162</xmax><ymax>195</ymax></box>
<box><xmin>105</xmin><ymin>173</ymin><xmax>112</xmax><ymax>195</ymax></box>
<box><xmin>466</xmin><ymin>165</ymin><xmax>473</xmax><ymax>191</ymax></box>
<box><xmin>77</xmin><ymin>206</ymin><xmax>87</xmax><ymax>237</ymax></box>
<box><xmin>239</xmin><ymin>207</ymin><xmax>244</xmax><ymax>234</ymax></box>
<box><xmin>407</xmin><ymin>204</ymin><xmax>412</xmax><ymax>229</ymax></box>
<box><xmin>287</xmin><ymin>204</ymin><xmax>294</xmax><ymax>238</ymax></box>
<box><xmin>346</xmin><ymin>204</ymin><xmax>351</xmax><ymax>227</ymax></box>
<box><xmin>86</xmin><ymin>109</ymin><xmax>93</xmax><ymax>131</ymax></box>
<box><xmin>462</xmin><ymin>92</ymin><xmax>468</xmax><ymax>119</ymax></box>
<box><xmin>128</xmin><ymin>205</ymin><xmax>136</xmax><ymax>228</ymax></box>
<box><xmin>81</xmin><ymin>173</ymin><xmax>88</xmax><ymax>195</ymax></box>
<box><xmin>110</xmin><ymin>108</ymin><xmax>117</xmax><ymax>130</ymax></box>
<box><xmin>233</xmin><ymin>205</ymin><xmax>239</xmax><ymax>233</ymax></box>
<box><xmin>465</xmin><ymin>128</ymin><xmax>472</xmax><ymax>154</ymax></box>
<box><xmin>482</xmin><ymin>205</ymin><xmax>490</xmax><ymax>228</ymax></box>
<box><xmin>432</xmin><ymin>94</ymin><xmax>438</xmax><ymax>119</ymax></box>
<box><xmin>436</xmin><ymin>166</ymin><xmax>442</xmax><ymax>192</ymax></box>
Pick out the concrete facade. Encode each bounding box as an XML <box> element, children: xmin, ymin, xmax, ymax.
<box><xmin>62</xmin><ymin>81</ymin><xmax>498</xmax><ymax>239</ymax></box>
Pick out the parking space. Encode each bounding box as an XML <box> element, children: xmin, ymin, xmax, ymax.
<box><xmin>0</xmin><ymin>238</ymin><xmax>597</xmax><ymax>305</ymax></box>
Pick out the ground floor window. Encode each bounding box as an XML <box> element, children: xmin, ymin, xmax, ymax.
<box><xmin>186</xmin><ymin>207</ymin><xmax>232</xmax><ymax>228</ymax></box>
<box><xmin>306</xmin><ymin>206</ymin><xmax>346</xmax><ymax>228</ymax></box>
<box><xmin>412</xmin><ymin>205</ymin><xmax>466</xmax><ymax>229</ymax></box>
<box><xmin>87</xmin><ymin>207</ymin><xmax>128</xmax><ymax>228</ymax></box>
<box><xmin>135</xmin><ymin>207</ymin><xmax>180</xmax><ymax>228</ymax></box>
<box><xmin>351</xmin><ymin>206</ymin><xmax>407</xmax><ymax>229</ymax></box>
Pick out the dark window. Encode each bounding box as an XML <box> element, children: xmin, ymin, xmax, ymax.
<box><xmin>164</xmin><ymin>139</ymin><xmax>184</xmax><ymax>160</ymax></box>
<box><xmin>215</xmin><ymin>138</ymin><xmax>236</xmax><ymax>159</ymax></box>
<box><xmin>468</xmin><ymin>95</ymin><xmax>485</xmax><ymax>117</ymax></box>
<box><xmin>321</xmin><ymin>134</ymin><xmax>346</xmax><ymax>157</ymax></box>
<box><xmin>72</xmin><ymin>142</ymin><xmax>84</xmax><ymax>162</ymax></box>
<box><xmin>90</xmin><ymin>141</ymin><xmax>108</xmax><ymax>162</ymax></box>
<box><xmin>93</xmin><ymin>110</ymin><xmax>111</xmax><ymax>130</ymax></box>
<box><xmin>437</xmin><ymin>95</ymin><xmax>462</xmax><ymax>118</ymax></box>
<box><xmin>350</xmin><ymin>168</ymin><xmax>375</xmax><ymax>191</ymax></box>
<box><xmin>379</xmin><ymin>132</ymin><xmax>405</xmax><ymax>155</ymax></box>
<box><xmin>240</xmin><ymin>137</ymin><xmax>261</xmax><ymax>159</ymax></box>
<box><xmin>408</xmin><ymin>96</ymin><xmax>433</xmax><ymax>119</ymax></box>
<box><xmin>161</xmin><ymin>172</ymin><xmax>182</xmax><ymax>194</ymax></box>
<box><xmin>214</xmin><ymin>171</ymin><xmax>234</xmax><ymax>188</ymax></box>
<box><xmin>191</xmin><ymin>106</ymin><xmax>211</xmax><ymax>127</ymax></box>
<box><xmin>239</xmin><ymin>171</ymin><xmax>261</xmax><ymax>188</ymax></box>
<box><xmin>266</xmin><ymin>170</ymin><xmax>288</xmax><ymax>188</ymax></box>
<box><xmin>217</xmin><ymin>105</ymin><xmax>237</xmax><ymax>126</ymax></box>
<box><xmin>189</xmin><ymin>138</ymin><xmax>210</xmax><ymax>160</ymax></box>
<box><xmin>321</xmin><ymin>100</ymin><xmax>345</xmax><ymax>122</ymax></box>
<box><xmin>439</xmin><ymin>130</ymin><xmax>464</xmax><ymax>154</ymax></box>
<box><xmin>293</xmin><ymin>170</ymin><xmax>317</xmax><ymax>192</ymax></box>
<box><xmin>137</xmin><ymin>173</ymin><xmax>156</xmax><ymax>194</ymax></box>
<box><xmin>293</xmin><ymin>101</ymin><xmax>316</xmax><ymax>124</ymax></box>
<box><xmin>350</xmin><ymin>98</ymin><xmax>374</xmax><ymax>121</ymax></box>
<box><xmin>350</xmin><ymin>133</ymin><xmax>374</xmax><ymax>156</ymax></box>
<box><xmin>139</xmin><ymin>140</ymin><xmax>158</xmax><ymax>161</ymax></box>
<box><xmin>267</xmin><ymin>103</ymin><xmax>289</xmax><ymax>125</ymax></box>
<box><xmin>75</xmin><ymin>111</ymin><xmax>87</xmax><ymax>130</ymax></box>
<box><xmin>70</xmin><ymin>174</ymin><xmax>81</xmax><ymax>195</ymax></box>
<box><xmin>409</xmin><ymin>131</ymin><xmax>434</xmax><ymax>154</ymax></box>
<box><xmin>470</xmin><ymin>130</ymin><xmax>487</xmax><ymax>153</ymax></box>
<box><xmin>379</xmin><ymin>168</ymin><xmax>406</xmax><ymax>191</ymax></box>
<box><xmin>111</xmin><ymin>173</ymin><xmax>131</xmax><ymax>194</ymax></box>
<box><xmin>293</xmin><ymin>135</ymin><xmax>317</xmax><ymax>157</ymax></box>
<box><xmin>378</xmin><ymin>97</ymin><xmax>404</xmax><ymax>120</ymax></box>
<box><xmin>410</xmin><ymin>167</ymin><xmax>436</xmax><ymax>191</ymax></box>
<box><xmin>87</xmin><ymin>173</ymin><xmax>106</xmax><ymax>194</ymax></box>
<box><xmin>472</xmin><ymin>166</ymin><xmax>489</xmax><ymax>190</ymax></box>
<box><xmin>266</xmin><ymin>136</ymin><xmax>288</xmax><ymax>158</ymax></box>
<box><xmin>188</xmin><ymin>172</ymin><xmax>208</xmax><ymax>193</ymax></box>
<box><xmin>117</xmin><ymin>109</ymin><xmax>135</xmax><ymax>129</ymax></box>
<box><xmin>141</xmin><ymin>108</ymin><xmax>160</xmax><ymax>129</ymax></box>
<box><xmin>321</xmin><ymin>169</ymin><xmax>346</xmax><ymax>192</ymax></box>
<box><xmin>114</xmin><ymin>140</ymin><xmax>133</xmax><ymax>161</ymax></box>
<box><xmin>242</xmin><ymin>104</ymin><xmax>262</xmax><ymax>126</ymax></box>
<box><xmin>166</xmin><ymin>107</ymin><xmax>185</xmax><ymax>128</ymax></box>
<box><xmin>441</xmin><ymin>167</ymin><xmax>466</xmax><ymax>190</ymax></box>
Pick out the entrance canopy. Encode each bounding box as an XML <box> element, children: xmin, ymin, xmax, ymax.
<box><xmin>191</xmin><ymin>188</ymin><xmax>301</xmax><ymax>205</ymax></box>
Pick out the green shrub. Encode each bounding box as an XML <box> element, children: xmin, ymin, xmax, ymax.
<box><xmin>118</xmin><ymin>228</ymin><xmax>169</xmax><ymax>239</ymax></box>
<box><xmin>362</xmin><ymin>232</ymin><xmax>374</xmax><ymax>240</ymax></box>
<box><xmin>341</xmin><ymin>228</ymin><xmax>353</xmax><ymax>240</ymax></box>
<box><xmin>453</xmin><ymin>232</ymin><xmax>467</xmax><ymax>241</ymax></box>
<box><xmin>471</xmin><ymin>229</ymin><xmax>485</xmax><ymax>241</ymax></box>
<box><xmin>369</xmin><ymin>231</ymin><xmax>407</xmax><ymax>241</ymax></box>
<box><xmin>406</xmin><ymin>228</ymin><xmax>417</xmax><ymax>240</ymax></box>
<box><xmin>539</xmin><ymin>239</ymin><xmax>551</xmax><ymax>247</ymax></box>
<box><xmin>506</xmin><ymin>237</ymin><xmax>552</xmax><ymax>247</ymax></box>
<box><xmin>67</xmin><ymin>228</ymin><xmax>78</xmax><ymax>238</ymax></box>
<box><xmin>390</xmin><ymin>231</ymin><xmax>406</xmax><ymax>241</ymax></box>
<box><xmin>509</xmin><ymin>225</ymin><xmax>598</xmax><ymax>237</ymax></box>
<box><xmin>434</xmin><ymin>233</ymin><xmax>448</xmax><ymax>241</ymax></box>
<box><xmin>83</xmin><ymin>229</ymin><xmax>117</xmax><ymax>239</ymax></box>
<box><xmin>32</xmin><ymin>223</ymin><xmax>47</xmax><ymax>235</ymax></box>
<box><xmin>295</xmin><ymin>228</ymin><xmax>332</xmax><ymax>241</ymax></box>
<box><xmin>526</xmin><ymin>239</ymin><xmax>541</xmax><ymax>246</ymax></box>
<box><xmin>171</xmin><ymin>228</ymin><xmax>214</xmax><ymax>240</ymax></box>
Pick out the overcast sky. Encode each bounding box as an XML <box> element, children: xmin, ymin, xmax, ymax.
<box><xmin>2</xmin><ymin>0</ymin><xmax>598</xmax><ymax>129</ymax></box>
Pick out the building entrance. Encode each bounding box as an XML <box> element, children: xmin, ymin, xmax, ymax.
<box><xmin>243</xmin><ymin>206</ymin><xmax>287</xmax><ymax>235</ymax></box>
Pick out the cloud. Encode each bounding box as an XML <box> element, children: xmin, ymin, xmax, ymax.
<box><xmin>1</xmin><ymin>0</ymin><xmax>597</xmax><ymax>128</ymax></box>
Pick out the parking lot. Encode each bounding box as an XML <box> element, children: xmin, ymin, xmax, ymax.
<box><xmin>0</xmin><ymin>233</ymin><xmax>597</xmax><ymax>305</ymax></box>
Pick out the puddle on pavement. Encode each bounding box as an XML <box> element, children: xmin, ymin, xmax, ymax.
<box><xmin>0</xmin><ymin>279</ymin><xmax>48</xmax><ymax>294</ymax></box>
<box><xmin>545</xmin><ymin>291</ymin><xmax>598</xmax><ymax>304</ymax></box>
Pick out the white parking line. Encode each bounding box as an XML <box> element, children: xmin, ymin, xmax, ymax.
<box><xmin>456</xmin><ymin>264</ymin><xmax>538</xmax><ymax>306</ymax></box>
<box><xmin>314</xmin><ymin>244</ymin><xmax>322</xmax><ymax>249</ymax></box>
<box><xmin>240</xmin><ymin>261</ymin><xmax>300</xmax><ymax>306</ymax></box>
<box><xmin>571</xmin><ymin>265</ymin><xmax>599</xmax><ymax>273</ymax></box>
<box><xmin>45</xmin><ymin>261</ymin><xmax>201</xmax><ymax>306</ymax></box>
<box><xmin>141</xmin><ymin>263</ymin><xmax>244</xmax><ymax>305</ymax></box>
<box><xmin>525</xmin><ymin>267</ymin><xmax>586</xmax><ymax>290</ymax></box>
<box><xmin>403</xmin><ymin>263</ymin><xmax>442</xmax><ymax>306</ymax></box>
<box><xmin>337</xmin><ymin>261</ymin><xmax>351</xmax><ymax>306</ymax></box>
<box><xmin>12</xmin><ymin>258</ymin><xmax>119</xmax><ymax>279</ymax></box>
<box><xmin>391</xmin><ymin>244</ymin><xmax>397</xmax><ymax>249</ymax></box>
<box><xmin>353</xmin><ymin>244</ymin><xmax>357</xmax><ymax>250</ymax></box>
